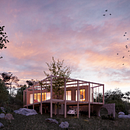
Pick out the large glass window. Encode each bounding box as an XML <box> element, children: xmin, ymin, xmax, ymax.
<box><xmin>37</xmin><ymin>93</ymin><xmax>41</xmax><ymax>102</ymax></box>
<box><xmin>42</xmin><ymin>93</ymin><xmax>46</xmax><ymax>101</ymax></box>
<box><xmin>76</xmin><ymin>89</ymin><xmax>85</xmax><ymax>101</ymax></box>
<box><xmin>46</xmin><ymin>92</ymin><xmax>50</xmax><ymax>100</ymax></box>
<box><xmin>30</xmin><ymin>92</ymin><xmax>51</xmax><ymax>104</ymax></box>
<box><xmin>30</xmin><ymin>94</ymin><xmax>33</xmax><ymax>104</ymax></box>
<box><xmin>66</xmin><ymin>91</ymin><xmax>71</xmax><ymax>100</ymax></box>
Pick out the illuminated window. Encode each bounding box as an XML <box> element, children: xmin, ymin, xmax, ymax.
<box><xmin>46</xmin><ymin>92</ymin><xmax>50</xmax><ymax>100</ymax></box>
<box><xmin>34</xmin><ymin>93</ymin><xmax>38</xmax><ymax>103</ymax></box>
<box><xmin>76</xmin><ymin>89</ymin><xmax>85</xmax><ymax>101</ymax></box>
<box><xmin>37</xmin><ymin>93</ymin><xmax>41</xmax><ymax>102</ymax></box>
<box><xmin>42</xmin><ymin>93</ymin><xmax>46</xmax><ymax>101</ymax></box>
<box><xmin>29</xmin><ymin>92</ymin><xmax>50</xmax><ymax>104</ymax></box>
<box><xmin>66</xmin><ymin>91</ymin><xmax>71</xmax><ymax>100</ymax></box>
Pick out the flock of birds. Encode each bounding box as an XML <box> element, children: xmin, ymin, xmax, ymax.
<box><xmin>117</xmin><ymin>32</ymin><xmax>129</xmax><ymax>65</ymax></box>
<box><xmin>103</xmin><ymin>10</ymin><xmax>129</xmax><ymax>66</ymax></box>
<box><xmin>103</xmin><ymin>10</ymin><xmax>111</xmax><ymax>16</ymax></box>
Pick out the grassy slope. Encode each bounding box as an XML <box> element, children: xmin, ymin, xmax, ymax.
<box><xmin>0</xmin><ymin>113</ymin><xmax>130</xmax><ymax>130</ymax></box>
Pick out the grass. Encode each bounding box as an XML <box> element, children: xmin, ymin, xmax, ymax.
<box><xmin>1</xmin><ymin>113</ymin><xmax>130</xmax><ymax>130</ymax></box>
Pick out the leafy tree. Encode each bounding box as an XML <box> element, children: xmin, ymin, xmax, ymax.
<box><xmin>15</xmin><ymin>85</ymin><xmax>27</xmax><ymax>106</ymax></box>
<box><xmin>105</xmin><ymin>89</ymin><xmax>129</xmax><ymax>114</ymax></box>
<box><xmin>26</xmin><ymin>79</ymin><xmax>37</xmax><ymax>88</ymax></box>
<box><xmin>0</xmin><ymin>79</ymin><xmax>9</xmax><ymax>106</ymax></box>
<box><xmin>123</xmin><ymin>91</ymin><xmax>130</xmax><ymax>102</ymax></box>
<box><xmin>0</xmin><ymin>26</ymin><xmax>9</xmax><ymax>59</ymax></box>
<box><xmin>0</xmin><ymin>72</ymin><xmax>19</xmax><ymax>96</ymax></box>
<box><xmin>44</xmin><ymin>57</ymin><xmax>71</xmax><ymax>115</ymax></box>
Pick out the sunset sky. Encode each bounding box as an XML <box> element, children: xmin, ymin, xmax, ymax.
<box><xmin>0</xmin><ymin>0</ymin><xmax>130</xmax><ymax>92</ymax></box>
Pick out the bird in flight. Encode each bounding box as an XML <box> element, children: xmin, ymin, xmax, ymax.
<box><xmin>126</xmin><ymin>45</ymin><xmax>128</xmax><ymax>49</ymax></box>
<box><xmin>103</xmin><ymin>10</ymin><xmax>111</xmax><ymax>16</ymax></box>
<box><xmin>122</xmin><ymin>56</ymin><xmax>125</xmax><ymax>58</ymax></box>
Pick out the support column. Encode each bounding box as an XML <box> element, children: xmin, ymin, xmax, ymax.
<box><xmin>26</xmin><ymin>89</ymin><xmax>28</xmax><ymax>108</ymax></box>
<box><xmin>64</xmin><ymin>78</ymin><xmax>66</xmax><ymax>118</ymax></box>
<box><xmin>103</xmin><ymin>85</ymin><xmax>104</xmax><ymax>104</ymax></box>
<box><xmin>77</xmin><ymin>80</ymin><xmax>79</xmax><ymax>118</ymax></box>
<box><xmin>88</xmin><ymin>83</ymin><xmax>90</xmax><ymax>118</ymax></box>
<box><xmin>92</xmin><ymin>87</ymin><xmax>93</xmax><ymax>102</ymax></box>
<box><xmin>50</xmin><ymin>76</ymin><xmax>53</xmax><ymax>118</ymax></box>
<box><xmin>33</xmin><ymin>86</ymin><xmax>34</xmax><ymax>109</ymax></box>
<box><xmin>40</xmin><ymin>83</ymin><xmax>42</xmax><ymax>114</ymax></box>
<box><xmin>23</xmin><ymin>91</ymin><xmax>25</xmax><ymax>106</ymax></box>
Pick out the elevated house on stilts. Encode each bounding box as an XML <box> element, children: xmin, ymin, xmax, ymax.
<box><xmin>23</xmin><ymin>75</ymin><xmax>115</xmax><ymax>118</ymax></box>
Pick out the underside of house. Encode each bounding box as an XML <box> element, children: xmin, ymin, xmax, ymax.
<box><xmin>23</xmin><ymin>75</ymin><xmax>105</xmax><ymax>118</ymax></box>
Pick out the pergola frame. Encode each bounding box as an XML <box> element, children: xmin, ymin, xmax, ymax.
<box><xmin>23</xmin><ymin>75</ymin><xmax>104</xmax><ymax>118</ymax></box>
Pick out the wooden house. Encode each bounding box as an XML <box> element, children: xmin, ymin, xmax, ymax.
<box><xmin>23</xmin><ymin>75</ymin><xmax>105</xmax><ymax>118</ymax></box>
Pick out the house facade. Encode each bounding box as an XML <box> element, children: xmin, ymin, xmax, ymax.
<box><xmin>23</xmin><ymin>75</ymin><xmax>105</xmax><ymax>118</ymax></box>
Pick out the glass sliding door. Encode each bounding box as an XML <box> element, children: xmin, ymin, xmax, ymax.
<box><xmin>66</xmin><ymin>91</ymin><xmax>71</xmax><ymax>100</ymax></box>
<box><xmin>76</xmin><ymin>89</ymin><xmax>85</xmax><ymax>101</ymax></box>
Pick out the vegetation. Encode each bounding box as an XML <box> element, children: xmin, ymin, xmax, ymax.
<box><xmin>0</xmin><ymin>25</ymin><xmax>9</xmax><ymax>59</ymax></box>
<box><xmin>1</xmin><ymin>113</ymin><xmax>130</xmax><ymax>130</ymax></box>
<box><xmin>44</xmin><ymin>57</ymin><xmax>71</xmax><ymax>115</ymax></box>
<box><xmin>0</xmin><ymin>79</ymin><xmax>9</xmax><ymax>106</ymax></box>
<box><xmin>104</xmin><ymin>89</ymin><xmax>130</xmax><ymax>114</ymax></box>
<box><xmin>0</xmin><ymin>72</ymin><xmax>19</xmax><ymax>96</ymax></box>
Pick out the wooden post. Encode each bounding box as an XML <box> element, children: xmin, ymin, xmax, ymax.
<box><xmin>40</xmin><ymin>82</ymin><xmax>42</xmax><ymax>114</ymax></box>
<box><xmin>77</xmin><ymin>80</ymin><xmax>79</xmax><ymax>118</ymax></box>
<box><xmin>26</xmin><ymin>89</ymin><xmax>28</xmax><ymax>108</ymax></box>
<box><xmin>33</xmin><ymin>86</ymin><xmax>34</xmax><ymax>109</ymax></box>
<box><xmin>92</xmin><ymin>87</ymin><xmax>93</xmax><ymax>102</ymax></box>
<box><xmin>103</xmin><ymin>85</ymin><xmax>104</xmax><ymax>104</ymax></box>
<box><xmin>23</xmin><ymin>90</ymin><xmax>25</xmax><ymax>106</ymax></box>
<box><xmin>64</xmin><ymin>78</ymin><xmax>66</xmax><ymax>118</ymax></box>
<box><xmin>50</xmin><ymin>76</ymin><xmax>53</xmax><ymax>118</ymax></box>
<box><xmin>88</xmin><ymin>83</ymin><xmax>90</xmax><ymax>118</ymax></box>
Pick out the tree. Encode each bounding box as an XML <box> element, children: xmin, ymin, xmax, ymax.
<box><xmin>0</xmin><ymin>79</ymin><xmax>9</xmax><ymax>106</ymax></box>
<box><xmin>0</xmin><ymin>26</ymin><xmax>9</xmax><ymax>59</ymax></box>
<box><xmin>15</xmin><ymin>84</ymin><xmax>27</xmax><ymax>106</ymax></box>
<box><xmin>44</xmin><ymin>57</ymin><xmax>71</xmax><ymax>115</ymax></box>
<box><xmin>104</xmin><ymin>89</ymin><xmax>129</xmax><ymax>114</ymax></box>
<box><xmin>26</xmin><ymin>79</ymin><xmax>37</xmax><ymax>88</ymax></box>
<box><xmin>0</xmin><ymin>72</ymin><xmax>19</xmax><ymax>96</ymax></box>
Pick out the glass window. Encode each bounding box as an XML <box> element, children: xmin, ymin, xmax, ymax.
<box><xmin>30</xmin><ymin>94</ymin><xmax>33</xmax><ymax>104</ymax></box>
<box><xmin>37</xmin><ymin>93</ymin><xmax>41</xmax><ymax>102</ymax></box>
<box><xmin>34</xmin><ymin>93</ymin><xmax>38</xmax><ymax>103</ymax></box>
<box><xmin>66</xmin><ymin>91</ymin><xmax>71</xmax><ymax>100</ymax></box>
<box><xmin>76</xmin><ymin>89</ymin><xmax>85</xmax><ymax>101</ymax></box>
<box><xmin>42</xmin><ymin>93</ymin><xmax>46</xmax><ymax>101</ymax></box>
<box><xmin>46</xmin><ymin>92</ymin><xmax>50</xmax><ymax>100</ymax></box>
